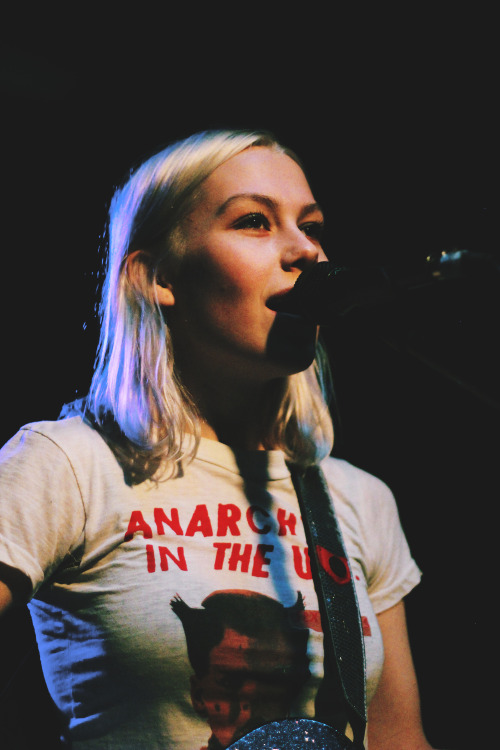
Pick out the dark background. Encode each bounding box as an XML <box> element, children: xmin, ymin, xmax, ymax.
<box><xmin>1</xmin><ymin>15</ymin><xmax>498</xmax><ymax>748</ymax></box>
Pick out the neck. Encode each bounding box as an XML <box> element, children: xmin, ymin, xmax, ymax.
<box><xmin>181</xmin><ymin>369</ymin><xmax>285</xmax><ymax>451</ymax></box>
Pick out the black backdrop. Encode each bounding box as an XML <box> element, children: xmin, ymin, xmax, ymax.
<box><xmin>1</xmin><ymin>23</ymin><xmax>498</xmax><ymax>748</ymax></box>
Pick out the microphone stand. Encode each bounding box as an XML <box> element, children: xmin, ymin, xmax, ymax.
<box><xmin>316</xmin><ymin>251</ymin><xmax>500</xmax><ymax>412</ymax></box>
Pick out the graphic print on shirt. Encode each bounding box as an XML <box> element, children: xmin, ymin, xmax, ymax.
<box><xmin>124</xmin><ymin>501</ymin><xmax>314</xmax><ymax>583</ymax></box>
<box><xmin>171</xmin><ymin>589</ymin><xmax>312</xmax><ymax>750</ymax></box>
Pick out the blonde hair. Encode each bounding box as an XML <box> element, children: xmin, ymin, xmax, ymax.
<box><xmin>78</xmin><ymin>129</ymin><xmax>333</xmax><ymax>481</ymax></box>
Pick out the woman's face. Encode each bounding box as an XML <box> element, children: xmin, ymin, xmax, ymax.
<box><xmin>163</xmin><ymin>146</ymin><xmax>328</xmax><ymax>384</ymax></box>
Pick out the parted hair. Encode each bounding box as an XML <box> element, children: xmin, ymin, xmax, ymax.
<box><xmin>76</xmin><ymin>129</ymin><xmax>334</xmax><ymax>481</ymax></box>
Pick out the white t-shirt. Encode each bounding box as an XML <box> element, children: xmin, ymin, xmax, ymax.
<box><xmin>0</xmin><ymin>417</ymin><xmax>421</xmax><ymax>749</ymax></box>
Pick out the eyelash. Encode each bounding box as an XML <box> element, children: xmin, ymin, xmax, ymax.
<box><xmin>234</xmin><ymin>213</ymin><xmax>270</xmax><ymax>230</ymax></box>
<box><xmin>234</xmin><ymin>212</ymin><xmax>324</xmax><ymax>240</ymax></box>
<box><xmin>301</xmin><ymin>221</ymin><xmax>324</xmax><ymax>241</ymax></box>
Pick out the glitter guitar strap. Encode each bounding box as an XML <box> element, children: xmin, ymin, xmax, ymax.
<box><xmin>288</xmin><ymin>463</ymin><xmax>367</xmax><ymax>750</ymax></box>
<box><xmin>226</xmin><ymin>464</ymin><xmax>367</xmax><ymax>750</ymax></box>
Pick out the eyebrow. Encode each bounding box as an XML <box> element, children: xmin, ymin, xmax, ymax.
<box><xmin>215</xmin><ymin>193</ymin><xmax>324</xmax><ymax>222</ymax></box>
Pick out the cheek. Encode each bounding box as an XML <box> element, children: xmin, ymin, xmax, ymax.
<box><xmin>212</xmin><ymin>267</ymin><xmax>252</xmax><ymax>298</ymax></box>
<box><xmin>191</xmin><ymin>251</ymin><xmax>266</xmax><ymax>309</ymax></box>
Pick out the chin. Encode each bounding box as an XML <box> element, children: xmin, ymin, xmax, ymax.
<box><xmin>266</xmin><ymin>313</ymin><xmax>318</xmax><ymax>375</ymax></box>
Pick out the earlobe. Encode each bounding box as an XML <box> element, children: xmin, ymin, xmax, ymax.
<box><xmin>190</xmin><ymin>675</ymin><xmax>207</xmax><ymax>717</ymax></box>
<box><xmin>155</xmin><ymin>270</ymin><xmax>176</xmax><ymax>307</ymax></box>
<box><xmin>155</xmin><ymin>280</ymin><xmax>176</xmax><ymax>307</ymax></box>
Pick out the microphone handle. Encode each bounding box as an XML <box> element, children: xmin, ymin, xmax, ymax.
<box><xmin>282</xmin><ymin>250</ymin><xmax>499</xmax><ymax>324</ymax></box>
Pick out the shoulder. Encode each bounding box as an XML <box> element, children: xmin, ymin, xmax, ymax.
<box><xmin>319</xmin><ymin>455</ymin><xmax>421</xmax><ymax>604</ymax></box>
<box><xmin>320</xmin><ymin>455</ymin><xmax>396</xmax><ymax>516</ymax></box>
<box><xmin>20</xmin><ymin>414</ymin><xmax>97</xmax><ymax>440</ymax></box>
<box><xmin>15</xmin><ymin>416</ymin><xmax>109</xmax><ymax>458</ymax></box>
<box><xmin>1</xmin><ymin>416</ymin><xmax>119</xmax><ymax>487</ymax></box>
<box><xmin>319</xmin><ymin>455</ymin><xmax>405</xmax><ymax>542</ymax></box>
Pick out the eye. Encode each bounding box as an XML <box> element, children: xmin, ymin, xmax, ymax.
<box><xmin>233</xmin><ymin>212</ymin><xmax>271</xmax><ymax>231</ymax></box>
<box><xmin>300</xmin><ymin>221</ymin><xmax>324</xmax><ymax>241</ymax></box>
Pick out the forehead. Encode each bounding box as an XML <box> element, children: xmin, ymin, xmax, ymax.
<box><xmin>201</xmin><ymin>147</ymin><xmax>315</xmax><ymax>206</ymax></box>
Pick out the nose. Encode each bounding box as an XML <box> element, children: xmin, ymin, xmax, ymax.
<box><xmin>280</xmin><ymin>225</ymin><xmax>327</xmax><ymax>271</ymax></box>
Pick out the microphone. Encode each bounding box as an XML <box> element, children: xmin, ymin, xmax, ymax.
<box><xmin>270</xmin><ymin>250</ymin><xmax>500</xmax><ymax>324</ymax></box>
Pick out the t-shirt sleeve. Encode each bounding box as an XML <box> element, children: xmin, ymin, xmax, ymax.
<box><xmin>322</xmin><ymin>458</ymin><xmax>422</xmax><ymax>614</ymax></box>
<box><xmin>0</xmin><ymin>425</ymin><xmax>86</xmax><ymax>595</ymax></box>
<box><xmin>359</xmin><ymin>473</ymin><xmax>421</xmax><ymax>613</ymax></box>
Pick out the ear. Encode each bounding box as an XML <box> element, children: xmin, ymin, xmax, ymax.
<box><xmin>189</xmin><ymin>674</ymin><xmax>207</xmax><ymax>717</ymax></box>
<box><xmin>125</xmin><ymin>250</ymin><xmax>176</xmax><ymax>308</ymax></box>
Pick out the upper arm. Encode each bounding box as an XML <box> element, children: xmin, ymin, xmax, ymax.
<box><xmin>0</xmin><ymin>562</ymin><xmax>32</xmax><ymax>614</ymax></box>
<box><xmin>0</xmin><ymin>579</ymin><xmax>13</xmax><ymax>613</ymax></box>
<box><xmin>367</xmin><ymin>600</ymin><xmax>433</xmax><ymax>750</ymax></box>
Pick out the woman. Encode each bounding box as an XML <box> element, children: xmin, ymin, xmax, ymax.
<box><xmin>0</xmin><ymin>129</ymin><xmax>440</xmax><ymax>749</ymax></box>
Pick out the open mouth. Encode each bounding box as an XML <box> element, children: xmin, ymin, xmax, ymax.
<box><xmin>266</xmin><ymin>289</ymin><xmax>301</xmax><ymax>316</ymax></box>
